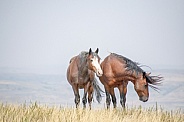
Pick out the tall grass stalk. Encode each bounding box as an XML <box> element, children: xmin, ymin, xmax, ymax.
<box><xmin>0</xmin><ymin>103</ymin><xmax>183</xmax><ymax>122</ymax></box>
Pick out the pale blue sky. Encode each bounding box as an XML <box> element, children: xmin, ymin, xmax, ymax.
<box><xmin>0</xmin><ymin>0</ymin><xmax>184</xmax><ymax>74</ymax></box>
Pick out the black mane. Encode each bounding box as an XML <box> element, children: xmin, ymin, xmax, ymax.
<box><xmin>111</xmin><ymin>53</ymin><xmax>144</xmax><ymax>76</ymax></box>
<box><xmin>145</xmin><ymin>74</ymin><xmax>163</xmax><ymax>91</ymax></box>
<box><xmin>111</xmin><ymin>53</ymin><xmax>163</xmax><ymax>91</ymax></box>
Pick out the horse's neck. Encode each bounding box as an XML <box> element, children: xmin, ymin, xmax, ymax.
<box><xmin>123</xmin><ymin>72</ymin><xmax>141</xmax><ymax>84</ymax></box>
<box><xmin>78</xmin><ymin>57</ymin><xmax>89</xmax><ymax>77</ymax></box>
<box><xmin>79</xmin><ymin>65</ymin><xmax>89</xmax><ymax>77</ymax></box>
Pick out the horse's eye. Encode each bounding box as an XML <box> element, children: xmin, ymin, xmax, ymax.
<box><xmin>145</xmin><ymin>84</ymin><xmax>148</xmax><ymax>88</ymax></box>
<box><xmin>90</xmin><ymin>59</ymin><xmax>93</xmax><ymax>62</ymax></box>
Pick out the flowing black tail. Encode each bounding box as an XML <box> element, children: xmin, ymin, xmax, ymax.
<box><xmin>92</xmin><ymin>78</ymin><xmax>104</xmax><ymax>103</ymax></box>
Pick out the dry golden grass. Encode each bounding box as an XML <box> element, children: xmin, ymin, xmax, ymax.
<box><xmin>0</xmin><ymin>102</ymin><xmax>183</xmax><ymax>122</ymax></box>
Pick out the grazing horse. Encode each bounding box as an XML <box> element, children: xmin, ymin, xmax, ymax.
<box><xmin>67</xmin><ymin>48</ymin><xmax>103</xmax><ymax>109</ymax></box>
<box><xmin>99</xmin><ymin>53</ymin><xmax>163</xmax><ymax>109</ymax></box>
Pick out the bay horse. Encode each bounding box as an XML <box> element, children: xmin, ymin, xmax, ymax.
<box><xmin>67</xmin><ymin>48</ymin><xmax>103</xmax><ymax>109</ymax></box>
<box><xmin>99</xmin><ymin>53</ymin><xmax>163</xmax><ymax>109</ymax></box>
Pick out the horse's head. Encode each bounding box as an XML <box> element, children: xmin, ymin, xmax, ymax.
<box><xmin>87</xmin><ymin>48</ymin><xmax>103</xmax><ymax>77</ymax></box>
<box><xmin>134</xmin><ymin>72</ymin><xmax>149</xmax><ymax>102</ymax></box>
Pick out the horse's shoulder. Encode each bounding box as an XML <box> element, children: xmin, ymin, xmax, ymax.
<box><xmin>103</xmin><ymin>53</ymin><xmax>119</xmax><ymax>63</ymax></box>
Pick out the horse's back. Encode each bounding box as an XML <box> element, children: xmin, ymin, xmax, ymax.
<box><xmin>67</xmin><ymin>56</ymin><xmax>79</xmax><ymax>84</ymax></box>
<box><xmin>69</xmin><ymin>56</ymin><xmax>77</xmax><ymax>64</ymax></box>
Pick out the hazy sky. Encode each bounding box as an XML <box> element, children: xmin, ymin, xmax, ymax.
<box><xmin>0</xmin><ymin>0</ymin><xmax>184</xmax><ymax>74</ymax></box>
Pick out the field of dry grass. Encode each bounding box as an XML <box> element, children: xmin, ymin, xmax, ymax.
<box><xmin>0</xmin><ymin>102</ymin><xmax>183</xmax><ymax>122</ymax></box>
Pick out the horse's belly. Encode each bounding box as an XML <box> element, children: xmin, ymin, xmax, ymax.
<box><xmin>78</xmin><ymin>85</ymin><xmax>85</xmax><ymax>89</ymax></box>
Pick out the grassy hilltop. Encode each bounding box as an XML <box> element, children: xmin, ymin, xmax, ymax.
<box><xmin>0</xmin><ymin>103</ymin><xmax>183</xmax><ymax>122</ymax></box>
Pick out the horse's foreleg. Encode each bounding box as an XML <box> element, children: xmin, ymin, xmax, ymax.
<box><xmin>118</xmin><ymin>81</ymin><xmax>128</xmax><ymax>109</ymax></box>
<box><xmin>82</xmin><ymin>82</ymin><xmax>90</xmax><ymax>109</ymax></box>
<box><xmin>118</xmin><ymin>84</ymin><xmax>125</xmax><ymax>108</ymax></box>
<box><xmin>109</xmin><ymin>88</ymin><xmax>117</xmax><ymax>108</ymax></box>
<box><xmin>72</xmin><ymin>85</ymin><xmax>80</xmax><ymax>108</ymax></box>
<box><xmin>105</xmin><ymin>87</ymin><xmax>111</xmax><ymax>109</ymax></box>
<box><xmin>88</xmin><ymin>85</ymin><xmax>93</xmax><ymax>110</ymax></box>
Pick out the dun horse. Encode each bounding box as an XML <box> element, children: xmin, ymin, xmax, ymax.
<box><xmin>99</xmin><ymin>53</ymin><xmax>163</xmax><ymax>109</ymax></box>
<box><xmin>67</xmin><ymin>48</ymin><xmax>103</xmax><ymax>109</ymax></box>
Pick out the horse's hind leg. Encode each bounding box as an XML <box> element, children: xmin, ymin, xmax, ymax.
<box><xmin>72</xmin><ymin>85</ymin><xmax>80</xmax><ymax>108</ymax></box>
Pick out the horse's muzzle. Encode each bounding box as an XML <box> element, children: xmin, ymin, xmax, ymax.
<box><xmin>139</xmin><ymin>96</ymin><xmax>148</xmax><ymax>102</ymax></box>
<box><xmin>96</xmin><ymin>70</ymin><xmax>103</xmax><ymax>77</ymax></box>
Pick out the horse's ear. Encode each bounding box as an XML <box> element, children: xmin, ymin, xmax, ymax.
<box><xmin>89</xmin><ymin>48</ymin><xmax>92</xmax><ymax>55</ymax></box>
<box><xmin>143</xmin><ymin>72</ymin><xmax>146</xmax><ymax>79</ymax></box>
<box><xmin>95</xmin><ymin>48</ymin><xmax>99</xmax><ymax>54</ymax></box>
